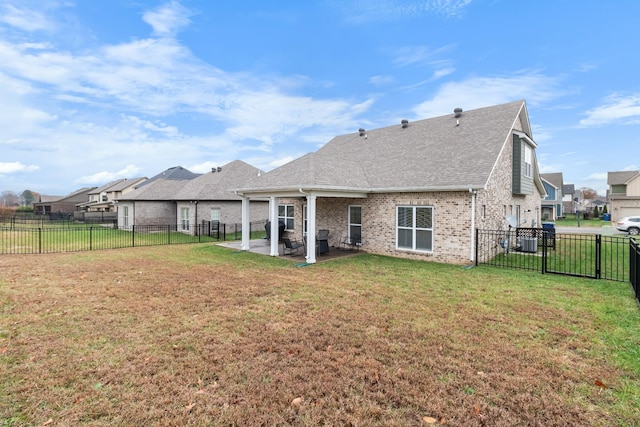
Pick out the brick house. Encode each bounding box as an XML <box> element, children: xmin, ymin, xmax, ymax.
<box><xmin>607</xmin><ymin>170</ymin><xmax>640</xmax><ymax>221</ymax></box>
<box><xmin>236</xmin><ymin>100</ymin><xmax>545</xmax><ymax>265</ymax></box>
<box><xmin>116</xmin><ymin>161</ymin><xmax>268</xmax><ymax>233</ymax></box>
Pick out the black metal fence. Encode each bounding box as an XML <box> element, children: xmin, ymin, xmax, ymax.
<box><xmin>0</xmin><ymin>220</ymin><xmax>268</xmax><ymax>255</ymax></box>
<box><xmin>631</xmin><ymin>238</ymin><xmax>640</xmax><ymax>305</ymax></box>
<box><xmin>475</xmin><ymin>228</ymin><xmax>631</xmax><ymax>282</ymax></box>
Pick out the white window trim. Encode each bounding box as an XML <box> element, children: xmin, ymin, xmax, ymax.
<box><xmin>180</xmin><ymin>207</ymin><xmax>190</xmax><ymax>231</ymax></box>
<box><xmin>348</xmin><ymin>205</ymin><xmax>362</xmax><ymax>242</ymax></box>
<box><xmin>396</xmin><ymin>205</ymin><xmax>434</xmax><ymax>253</ymax></box>
<box><xmin>278</xmin><ymin>204</ymin><xmax>295</xmax><ymax>231</ymax></box>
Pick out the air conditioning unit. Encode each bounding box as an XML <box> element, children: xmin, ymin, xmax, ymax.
<box><xmin>520</xmin><ymin>237</ymin><xmax>537</xmax><ymax>253</ymax></box>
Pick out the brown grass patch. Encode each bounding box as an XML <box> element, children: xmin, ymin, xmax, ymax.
<box><xmin>0</xmin><ymin>245</ymin><xmax>637</xmax><ymax>426</ymax></box>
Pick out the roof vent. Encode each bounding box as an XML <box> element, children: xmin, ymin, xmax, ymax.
<box><xmin>454</xmin><ymin>107</ymin><xmax>463</xmax><ymax>118</ymax></box>
<box><xmin>217</xmin><ymin>167</ymin><xmax>222</xmax><ymax>172</ymax></box>
<box><xmin>211</xmin><ymin>168</ymin><xmax>216</xmax><ymax>173</ymax></box>
<box><xmin>401</xmin><ymin>119</ymin><xmax>409</xmax><ymax>128</ymax></box>
<box><xmin>358</xmin><ymin>128</ymin><xmax>365</xmax><ymax>136</ymax></box>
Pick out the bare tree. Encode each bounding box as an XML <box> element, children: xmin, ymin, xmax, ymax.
<box><xmin>1</xmin><ymin>191</ymin><xmax>20</xmax><ymax>207</ymax></box>
<box><xmin>579</xmin><ymin>188</ymin><xmax>598</xmax><ymax>200</ymax></box>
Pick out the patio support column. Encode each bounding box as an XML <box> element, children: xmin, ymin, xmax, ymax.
<box><xmin>241</xmin><ymin>196</ymin><xmax>250</xmax><ymax>251</ymax></box>
<box><xmin>269</xmin><ymin>196</ymin><xmax>279</xmax><ymax>256</ymax></box>
<box><xmin>305</xmin><ymin>194</ymin><xmax>317</xmax><ymax>264</ymax></box>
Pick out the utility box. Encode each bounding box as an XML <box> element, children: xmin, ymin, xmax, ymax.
<box><xmin>520</xmin><ymin>237</ymin><xmax>538</xmax><ymax>253</ymax></box>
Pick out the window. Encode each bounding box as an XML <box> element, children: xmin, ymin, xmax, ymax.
<box><xmin>122</xmin><ymin>206</ymin><xmax>129</xmax><ymax>227</ymax></box>
<box><xmin>348</xmin><ymin>205</ymin><xmax>362</xmax><ymax>241</ymax></box>
<box><xmin>524</xmin><ymin>145</ymin><xmax>532</xmax><ymax>178</ymax></box>
<box><xmin>278</xmin><ymin>204</ymin><xmax>294</xmax><ymax>231</ymax></box>
<box><xmin>180</xmin><ymin>207</ymin><xmax>190</xmax><ymax>231</ymax></box>
<box><xmin>302</xmin><ymin>205</ymin><xmax>308</xmax><ymax>236</ymax></box>
<box><xmin>397</xmin><ymin>206</ymin><xmax>433</xmax><ymax>252</ymax></box>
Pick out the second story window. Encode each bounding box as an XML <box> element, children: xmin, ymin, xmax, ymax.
<box><xmin>524</xmin><ymin>145</ymin><xmax>532</xmax><ymax>178</ymax></box>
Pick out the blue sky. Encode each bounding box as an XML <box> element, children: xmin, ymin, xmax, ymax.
<box><xmin>1</xmin><ymin>0</ymin><xmax>638</xmax><ymax>196</ymax></box>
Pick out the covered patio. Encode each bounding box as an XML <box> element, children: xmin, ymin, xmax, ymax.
<box><xmin>218</xmin><ymin>238</ymin><xmax>362</xmax><ymax>263</ymax></box>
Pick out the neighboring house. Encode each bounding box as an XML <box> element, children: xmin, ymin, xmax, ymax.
<box><xmin>172</xmin><ymin>160</ymin><xmax>269</xmax><ymax>235</ymax></box>
<box><xmin>607</xmin><ymin>170</ymin><xmax>640</xmax><ymax>221</ymax></box>
<box><xmin>33</xmin><ymin>187</ymin><xmax>96</xmax><ymax>216</ymax></box>
<box><xmin>116</xmin><ymin>167</ymin><xmax>200</xmax><ymax>227</ymax></box>
<box><xmin>562</xmin><ymin>184</ymin><xmax>575</xmax><ymax>215</ymax></box>
<box><xmin>77</xmin><ymin>178</ymin><xmax>147</xmax><ymax>212</ymax></box>
<box><xmin>540</xmin><ymin>172</ymin><xmax>564</xmax><ymax>220</ymax></box>
<box><xmin>236</xmin><ymin>100</ymin><xmax>545</xmax><ymax>265</ymax></box>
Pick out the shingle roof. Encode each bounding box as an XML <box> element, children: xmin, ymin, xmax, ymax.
<box><xmin>608</xmin><ymin>170</ymin><xmax>640</xmax><ymax>185</ymax></box>
<box><xmin>238</xmin><ymin>100</ymin><xmax>529</xmax><ymax>194</ymax></box>
<box><xmin>563</xmin><ymin>184</ymin><xmax>575</xmax><ymax>195</ymax></box>
<box><xmin>541</xmin><ymin>172</ymin><xmax>563</xmax><ymax>189</ymax></box>
<box><xmin>173</xmin><ymin>160</ymin><xmax>264</xmax><ymax>200</ymax></box>
<box><xmin>118</xmin><ymin>179</ymin><xmax>191</xmax><ymax>201</ymax></box>
<box><xmin>136</xmin><ymin>166</ymin><xmax>200</xmax><ymax>188</ymax></box>
<box><xmin>109</xmin><ymin>177</ymin><xmax>147</xmax><ymax>191</ymax></box>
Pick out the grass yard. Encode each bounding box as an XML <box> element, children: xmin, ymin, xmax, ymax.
<box><xmin>1</xmin><ymin>244</ymin><xmax>639</xmax><ymax>426</ymax></box>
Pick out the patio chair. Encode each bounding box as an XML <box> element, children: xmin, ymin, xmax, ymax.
<box><xmin>282</xmin><ymin>237</ymin><xmax>304</xmax><ymax>256</ymax></box>
<box><xmin>316</xmin><ymin>229</ymin><xmax>330</xmax><ymax>254</ymax></box>
<box><xmin>339</xmin><ymin>233</ymin><xmax>361</xmax><ymax>251</ymax></box>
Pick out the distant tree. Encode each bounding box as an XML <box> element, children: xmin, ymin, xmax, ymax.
<box><xmin>1</xmin><ymin>191</ymin><xmax>20</xmax><ymax>207</ymax></box>
<box><xmin>603</xmin><ymin>204</ymin><xmax>608</xmax><ymax>214</ymax></box>
<box><xmin>580</xmin><ymin>188</ymin><xmax>598</xmax><ymax>200</ymax></box>
<box><xmin>21</xmin><ymin>190</ymin><xmax>35</xmax><ymax>206</ymax></box>
<box><xmin>593</xmin><ymin>205</ymin><xmax>599</xmax><ymax>217</ymax></box>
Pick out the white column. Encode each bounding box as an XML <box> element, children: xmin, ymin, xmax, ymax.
<box><xmin>241</xmin><ymin>196</ymin><xmax>250</xmax><ymax>251</ymax></box>
<box><xmin>270</xmin><ymin>196</ymin><xmax>279</xmax><ymax>256</ymax></box>
<box><xmin>306</xmin><ymin>194</ymin><xmax>317</xmax><ymax>264</ymax></box>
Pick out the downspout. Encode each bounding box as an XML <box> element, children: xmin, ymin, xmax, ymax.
<box><xmin>469</xmin><ymin>189</ymin><xmax>476</xmax><ymax>262</ymax></box>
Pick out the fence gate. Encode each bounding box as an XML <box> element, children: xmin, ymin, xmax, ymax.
<box><xmin>475</xmin><ymin>228</ymin><xmax>630</xmax><ymax>282</ymax></box>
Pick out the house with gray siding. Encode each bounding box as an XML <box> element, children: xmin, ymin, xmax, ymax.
<box><xmin>540</xmin><ymin>172</ymin><xmax>564</xmax><ymax>220</ymax></box>
<box><xmin>607</xmin><ymin>170</ymin><xmax>640</xmax><ymax>221</ymax></box>
<box><xmin>235</xmin><ymin>100</ymin><xmax>545</xmax><ymax>265</ymax></box>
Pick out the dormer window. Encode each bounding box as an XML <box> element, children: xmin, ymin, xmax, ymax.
<box><xmin>524</xmin><ymin>145</ymin><xmax>533</xmax><ymax>178</ymax></box>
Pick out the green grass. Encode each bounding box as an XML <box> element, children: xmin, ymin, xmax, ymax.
<box><xmin>555</xmin><ymin>214</ymin><xmax>612</xmax><ymax>228</ymax></box>
<box><xmin>1</xmin><ymin>245</ymin><xmax>639</xmax><ymax>425</ymax></box>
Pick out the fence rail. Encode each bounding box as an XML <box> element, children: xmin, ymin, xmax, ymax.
<box><xmin>0</xmin><ymin>220</ymin><xmax>268</xmax><ymax>255</ymax></box>
<box><xmin>475</xmin><ymin>228</ymin><xmax>630</xmax><ymax>282</ymax></box>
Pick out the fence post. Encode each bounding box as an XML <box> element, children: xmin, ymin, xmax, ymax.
<box><xmin>38</xmin><ymin>228</ymin><xmax>42</xmax><ymax>254</ymax></box>
<box><xmin>474</xmin><ymin>228</ymin><xmax>479</xmax><ymax>266</ymax></box>
<box><xmin>542</xmin><ymin>230</ymin><xmax>547</xmax><ymax>274</ymax></box>
<box><xmin>89</xmin><ymin>226</ymin><xmax>93</xmax><ymax>251</ymax></box>
<box><xmin>167</xmin><ymin>225</ymin><xmax>171</xmax><ymax>244</ymax></box>
<box><xmin>132</xmin><ymin>225</ymin><xmax>136</xmax><ymax>247</ymax></box>
<box><xmin>595</xmin><ymin>234</ymin><xmax>602</xmax><ymax>279</ymax></box>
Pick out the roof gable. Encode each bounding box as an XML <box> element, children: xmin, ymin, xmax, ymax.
<box><xmin>173</xmin><ymin>160</ymin><xmax>264</xmax><ymax>200</ymax></box>
<box><xmin>239</xmin><ymin>100</ymin><xmax>531</xmax><ymax>194</ymax></box>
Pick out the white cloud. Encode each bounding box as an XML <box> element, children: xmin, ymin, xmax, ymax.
<box><xmin>0</xmin><ymin>4</ymin><xmax>53</xmax><ymax>32</ymax></box>
<box><xmin>412</xmin><ymin>72</ymin><xmax>563</xmax><ymax>118</ymax></box>
<box><xmin>0</xmin><ymin>161</ymin><xmax>39</xmax><ymax>174</ymax></box>
<box><xmin>142</xmin><ymin>1</ymin><xmax>193</xmax><ymax>36</ymax></box>
<box><xmin>76</xmin><ymin>165</ymin><xmax>143</xmax><ymax>185</ymax></box>
<box><xmin>579</xmin><ymin>94</ymin><xmax>640</xmax><ymax>127</ymax></box>
<box><xmin>331</xmin><ymin>0</ymin><xmax>473</xmax><ymax>23</ymax></box>
<box><xmin>369</xmin><ymin>75</ymin><xmax>396</xmax><ymax>87</ymax></box>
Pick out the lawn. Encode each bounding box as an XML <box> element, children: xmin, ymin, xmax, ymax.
<box><xmin>555</xmin><ymin>214</ymin><xmax>612</xmax><ymax>228</ymax></box>
<box><xmin>1</xmin><ymin>244</ymin><xmax>639</xmax><ymax>426</ymax></box>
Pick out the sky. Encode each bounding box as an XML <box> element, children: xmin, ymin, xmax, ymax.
<box><xmin>1</xmin><ymin>0</ymin><xmax>639</xmax><ymax>197</ymax></box>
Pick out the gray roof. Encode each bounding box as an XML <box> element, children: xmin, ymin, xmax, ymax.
<box><xmin>563</xmin><ymin>184</ymin><xmax>575</xmax><ymax>195</ymax></box>
<box><xmin>109</xmin><ymin>177</ymin><xmax>147</xmax><ymax>191</ymax></box>
<box><xmin>136</xmin><ymin>166</ymin><xmax>200</xmax><ymax>188</ymax></box>
<box><xmin>88</xmin><ymin>179</ymin><xmax>126</xmax><ymax>194</ymax></box>
<box><xmin>541</xmin><ymin>172</ymin><xmax>563</xmax><ymax>189</ymax></box>
<box><xmin>117</xmin><ymin>179</ymin><xmax>192</xmax><ymax>201</ymax></box>
<box><xmin>608</xmin><ymin>170</ymin><xmax>640</xmax><ymax>185</ymax></box>
<box><xmin>238</xmin><ymin>100</ymin><xmax>531</xmax><ymax>194</ymax></box>
<box><xmin>173</xmin><ymin>160</ymin><xmax>264</xmax><ymax>200</ymax></box>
